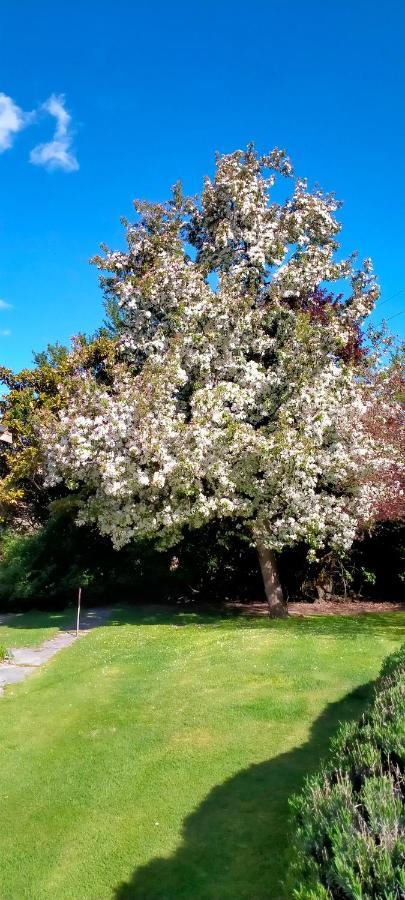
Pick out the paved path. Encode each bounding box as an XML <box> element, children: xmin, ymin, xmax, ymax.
<box><xmin>0</xmin><ymin>608</ymin><xmax>112</xmax><ymax>696</ymax></box>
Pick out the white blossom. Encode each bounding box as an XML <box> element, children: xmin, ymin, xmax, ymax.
<box><xmin>41</xmin><ymin>147</ymin><xmax>397</xmax><ymax>559</ymax></box>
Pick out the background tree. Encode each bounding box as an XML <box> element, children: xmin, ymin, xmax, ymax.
<box><xmin>0</xmin><ymin>334</ymin><xmax>117</xmax><ymax>527</ymax></box>
<box><xmin>41</xmin><ymin>147</ymin><xmax>401</xmax><ymax>616</ymax></box>
<box><xmin>362</xmin><ymin>342</ymin><xmax>404</xmax><ymax>523</ymax></box>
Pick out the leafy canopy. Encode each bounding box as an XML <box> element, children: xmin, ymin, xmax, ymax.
<box><xmin>41</xmin><ymin>147</ymin><xmax>398</xmax><ymax>557</ymax></box>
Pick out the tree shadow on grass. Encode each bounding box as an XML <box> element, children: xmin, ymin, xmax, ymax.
<box><xmin>2</xmin><ymin>604</ymin><xmax>404</xmax><ymax>645</ymax></box>
<box><xmin>113</xmin><ymin>681</ymin><xmax>374</xmax><ymax>900</ymax></box>
<box><xmin>0</xmin><ymin>609</ymin><xmax>73</xmax><ymax>631</ymax></box>
<box><xmin>106</xmin><ymin>604</ymin><xmax>405</xmax><ymax>640</ymax></box>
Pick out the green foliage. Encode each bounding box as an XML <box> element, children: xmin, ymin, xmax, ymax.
<box><xmin>0</xmin><ymin>333</ymin><xmax>117</xmax><ymax>526</ymax></box>
<box><xmin>0</xmin><ymin>518</ymin><xmax>139</xmax><ymax>610</ymax></box>
<box><xmin>380</xmin><ymin>644</ymin><xmax>405</xmax><ymax>679</ymax></box>
<box><xmin>0</xmin><ymin>513</ymin><xmax>262</xmax><ymax>611</ymax></box>
<box><xmin>348</xmin><ymin>521</ymin><xmax>405</xmax><ymax>600</ymax></box>
<box><xmin>0</xmin><ymin>511</ymin><xmax>403</xmax><ymax>611</ymax></box>
<box><xmin>288</xmin><ymin>645</ymin><xmax>405</xmax><ymax>899</ymax></box>
<box><xmin>278</xmin><ymin>521</ymin><xmax>405</xmax><ymax>603</ymax></box>
<box><xmin>0</xmin><ymin>643</ymin><xmax>8</xmax><ymax>661</ymax></box>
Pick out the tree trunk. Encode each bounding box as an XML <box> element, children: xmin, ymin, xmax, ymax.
<box><xmin>315</xmin><ymin>571</ymin><xmax>333</xmax><ymax>603</ymax></box>
<box><xmin>256</xmin><ymin>540</ymin><xmax>288</xmax><ymax>618</ymax></box>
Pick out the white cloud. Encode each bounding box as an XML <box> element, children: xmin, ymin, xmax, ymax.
<box><xmin>30</xmin><ymin>94</ymin><xmax>79</xmax><ymax>173</ymax></box>
<box><xmin>0</xmin><ymin>91</ymin><xmax>79</xmax><ymax>172</ymax></box>
<box><xmin>0</xmin><ymin>298</ymin><xmax>12</xmax><ymax>309</ymax></box>
<box><xmin>0</xmin><ymin>93</ymin><xmax>29</xmax><ymax>152</ymax></box>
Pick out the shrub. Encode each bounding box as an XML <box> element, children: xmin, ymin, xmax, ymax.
<box><xmin>345</xmin><ymin>521</ymin><xmax>405</xmax><ymax>601</ymax></box>
<box><xmin>0</xmin><ymin>514</ymin><xmax>263</xmax><ymax>612</ymax></box>
<box><xmin>288</xmin><ymin>645</ymin><xmax>405</xmax><ymax>899</ymax></box>
<box><xmin>0</xmin><ymin>519</ymin><xmax>170</xmax><ymax>610</ymax></box>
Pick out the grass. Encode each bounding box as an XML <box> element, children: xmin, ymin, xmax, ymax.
<box><xmin>0</xmin><ymin>606</ymin><xmax>403</xmax><ymax>900</ymax></box>
<box><xmin>0</xmin><ymin>609</ymin><xmax>73</xmax><ymax>648</ymax></box>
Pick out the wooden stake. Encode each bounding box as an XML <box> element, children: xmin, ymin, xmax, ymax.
<box><xmin>76</xmin><ymin>586</ymin><xmax>82</xmax><ymax>636</ymax></box>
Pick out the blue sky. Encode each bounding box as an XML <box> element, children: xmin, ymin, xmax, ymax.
<box><xmin>0</xmin><ymin>0</ymin><xmax>404</xmax><ymax>372</ymax></box>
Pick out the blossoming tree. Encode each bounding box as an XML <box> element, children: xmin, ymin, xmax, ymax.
<box><xmin>42</xmin><ymin>146</ymin><xmax>396</xmax><ymax>616</ymax></box>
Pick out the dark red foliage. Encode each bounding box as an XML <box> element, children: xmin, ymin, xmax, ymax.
<box><xmin>295</xmin><ymin>288</ymin><xmax>365</xmax><ymax>364</ymax></box>
<box><xmin>338</xmin><ymin>326</ymin><xmax>365</xmax><ymax>364</ymax></box>
<box><xmin>363</xmin><ymin>362</ymin><xmax>405</xmax><ymax>523</ymax></box>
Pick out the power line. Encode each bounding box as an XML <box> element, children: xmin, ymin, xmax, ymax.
<box><xmin>386</xmin><ymin>308</ymin><xmax>405</xmax><ymax>322</ymax></box>
<box><xmin>377</xmin><ymin>287</ymin><xmax>405</xmax><ymax>308</ymax></box>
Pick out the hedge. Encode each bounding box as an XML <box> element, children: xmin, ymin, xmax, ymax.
<box><xmin>288</xmin><ymin>645</ymin><xmax>405</xmax><ymax>899</ymax></box>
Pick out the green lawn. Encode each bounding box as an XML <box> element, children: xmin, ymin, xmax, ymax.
<box><xmin>0</xmin><ymin>607</ymin><xmax>403</xmax><ymax>900</ymax></box>
<box><xmin>0</xmin><ymin>609</ymin><xmax>73</xmax><ymax>648</ymax></box>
